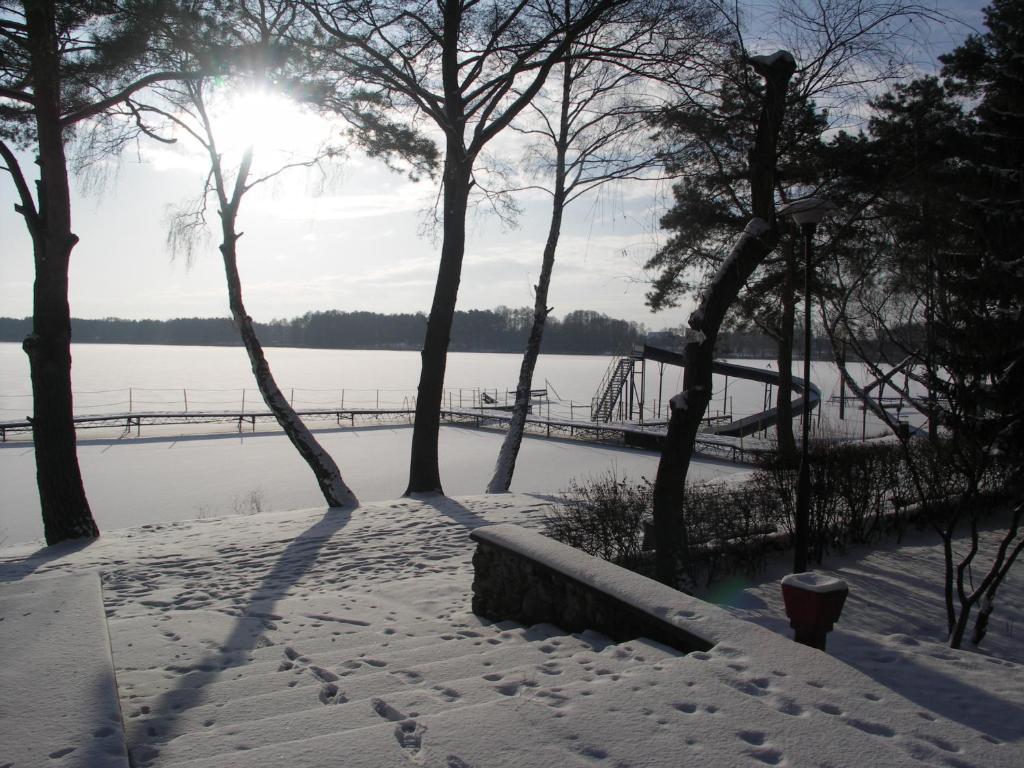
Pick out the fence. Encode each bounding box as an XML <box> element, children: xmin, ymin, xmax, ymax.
<box><xmin>0</xmin><ymin>385</ymin><xmax>587</xmax><ymax>422</ymax></box>
<box><xmin>0</xmin><ymin>386</ymin><xmax>422</xmax><ymax>418</ymax></box>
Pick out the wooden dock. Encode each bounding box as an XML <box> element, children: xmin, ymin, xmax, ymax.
<box><xmin>1</xmin><ymin>406</ymin><xmax>770</xmax><ymax>464</ymax></box>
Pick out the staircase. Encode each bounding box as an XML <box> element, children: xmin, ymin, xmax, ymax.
<box><xmin>0</xmin><ymin>573</ymin><xmax>130</xmax><ymax>767</ymax></box>
<box><xmin>117</xmin><ymin>608</ymin><xmax>678</xmax><ymax>767</ymax></box>
<box><xmin>590</xmin><ymin>355</ymin><xmax>636</xmax><ymax>422</ymax></box>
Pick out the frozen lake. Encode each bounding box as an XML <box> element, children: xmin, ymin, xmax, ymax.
<box><xmin>0</xmin><ymin>342</ymin><xmax>615</xmax><ymax>415</ymax></box>
<box><xmin>0</xmin><ymin>342</ymin><xmax>921</xmax><ymax>545</ymax></box>
<box><xmin>0</xmin><ymin>341</ymin><xmax>903</xmax><ymax>426</ymax></box>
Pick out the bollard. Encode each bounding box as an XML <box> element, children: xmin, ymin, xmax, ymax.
<box><xmin>780</xmin><ymin>572</ymin><xmax>848</xmax><ymax>651</ymax></box>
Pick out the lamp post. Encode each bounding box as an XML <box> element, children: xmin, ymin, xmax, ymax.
<box><xmin>778</xmin><ymin>197</ymin><xmax>837</xmax><ymax>574</ymax></box>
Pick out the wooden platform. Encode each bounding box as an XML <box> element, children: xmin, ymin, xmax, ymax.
<box><xmin>1</xmin><ymin>406</ymin><xmax>769</xmax><ymax>463</ymax></box>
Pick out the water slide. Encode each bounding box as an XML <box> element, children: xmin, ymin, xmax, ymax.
<box><xmin>636</xmin><ymin>344</ymin><xmax>820</xmax><ymax>438</ymax></box>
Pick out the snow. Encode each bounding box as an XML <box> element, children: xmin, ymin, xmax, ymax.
<box><xmin>781</xmin><ymin>572</ymin><xmax>849</xmax><ymax>594</ymax></box>
<box><xmin>0</xmin><ymin>572</ymin><xmax>128</xmax><ymax>767</ymax></box>
<box><xmin>0</xmin><ymin>424</ymin><xmax>743</xmax><ymax>546</ymax></box>
<box><xmin>1</xmin><ymin>491</ymin><xmax>1022</xmax><ymax>767</ymax></box>
<box><xmin>669</xmin><ymin>391</ymin><xmax>688</xmax><ymax>411</ymax></box>
<box><xmin>747</xmin><ymin>51</ymin><xmax>797</xmax><ymax>68</ymax></box>
<box><xmin>744</xmin><ymin>216</ymin><xmax>772</xmax><ymax>237</ymax></box>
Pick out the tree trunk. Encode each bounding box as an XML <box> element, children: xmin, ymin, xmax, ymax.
<box><xmin>652</xmin><ymin>52</ymin><xmax>795</xmax><ymax>586</ymax></box>
<box><xmin>775</xmin><ymin>247</ymin><xmax>798</xmax><ymax>459</ymax></box>
<box><xmin>949</xmin><ymin>596</ymin><xmax>973</xmax><ymax>649</ymax></box>
<box><xmin>652</xmin><ymin>224</ymin><xmax>778</xmax><ymax>584</ymax></box>
<box><xmin>487</xmin><ymin>56</ymin><xmax>572</xmax><ymax>494</ymax></box>
<box><xmin>971</xmin><ymin>594</ymin><xmax>994</xmax><ymax>646</ymax></box>
<box><xmin>23</xmin><ymin>0</ymin><xmax>98</xmax><ymax>544</ymax></box>
<box><xmin>940</xmin><ymin>530</ymin><xmax>956</xmax><ymax>638</ymax></box>
<box><xmin>219</xmin><ymin>208</ymin><xmax>356</xmax><ymax>509</ymax></box>
<box><xmin>407</xmin><ymin>143</ymin><xmax>472</xmax><ymax>495</ymax></box>
<box><xmin>487</xmin><ymin>189</ymin><xmax>566</xmax><ymax>493</ymax></box>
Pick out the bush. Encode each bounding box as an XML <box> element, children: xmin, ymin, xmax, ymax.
<box><xmin>753</xmin><ymin>442</ymin><xmax>907</xmax><ymax>564</ymax></box>
<box><xmin>677</xmin><ymin>482</ymin><xmax>780</xmax><ymax>587</ymax></box>
<box><xmin>544</xmin><ymin>437</ymin><xmax>1008</xmax><ymax>591</ymax></box>
<box><xmin>543</xmin><ymin>471</ymin><xmax>649</xmax><ymax>567</ymax></box>
<box><xmin>543</xmin><ymin>471</ymin><xmax>780</xmax><ymax>589</ymax></box>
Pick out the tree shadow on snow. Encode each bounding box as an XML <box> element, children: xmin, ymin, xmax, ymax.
<box><xmin>129</xmin><ymin>507</ymin><xmax>352</xmax><ymax>763</ymax></box>
<box><xmin>828</xmin><ymin>630</ymin><xmax>1024</xmax><ymax>743</ymax></box>
<box><xmin>727</xmin><ymin>610</ymin><xmax>1024</xmax><ymax>743</ymax></box>
<box><xmin>0</xmin><ymin>537</ymin><xmax>97</xmax><ymax>582</ymax></box>
<box><xmin>416</xmin><ymin>494</ymin><xmax>493</xmax><ymax>530</ymax></box>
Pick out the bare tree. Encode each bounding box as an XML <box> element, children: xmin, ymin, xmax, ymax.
<box><xmin>485</xmin><ymin>2</ymin><xmax>722</xmax><ymax>492</ymax></box>
<box><xmin>814</xmin><ymin>27</ymin><xmax>1024</xmax><ymax>646</ymax></box>
<box><xmin>305</xmin><ymin>0</ymin><xmax>650</xmax><ymax>494</ymax></box>
<box><xmin>822</xmin><ymin>251</ymin><xmax>1024</xmax><ymax>649</ymax></box>
<box><xmin>132</xmin><ymin>1</ymin><xmax>433</xmax><ymax>509</ymax></box>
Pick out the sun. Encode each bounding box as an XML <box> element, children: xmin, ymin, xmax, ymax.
<box><xmin>207</xmin><ymin>86</ymin><xmax>328</xmax><ymax>163</ymax></box>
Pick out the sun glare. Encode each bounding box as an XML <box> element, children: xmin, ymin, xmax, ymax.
<box><xmin>208</xmin><ymin>87</ymin><xmax>326</xmax><ymax>162</ymax></box>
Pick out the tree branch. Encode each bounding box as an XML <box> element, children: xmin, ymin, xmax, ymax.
<box><xmin>0</xmin><ymin>138</ymin><xmax>39</xmax><ymax>225</ymax></box>
<box><xmin>60</xmin><ymin>70</ymin><xmax>204</xmax><ymax>127</ymax></box>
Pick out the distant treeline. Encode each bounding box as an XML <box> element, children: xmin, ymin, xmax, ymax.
<box><xmin>0</xmin><ymin>313</ymin><xmax>869</xmax><ymax>359</ymax></box>
<box><xmin>0</xmin><ymin>308</ymin><xmax>649</xmax><ymax>355</ymax></box>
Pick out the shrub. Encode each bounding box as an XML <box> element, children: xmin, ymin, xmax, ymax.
<box><xmin>543</xmin><ymin>471</ymin><xmax>649</xmax><ymax>567</ymax></box>
<box><xmin>544</xmin><ymin>437</ymin><xmax>1008</xmax><ymax>592</ymax></box>
<box><xmin>677</xmin><ymin>482</ymin><xmax>780</xmax><ymax>586</ymax></box>
<box><xmin>752</xmin><ymin>442</ymin><xmax>910</xmax><ymax>564</ymax></box>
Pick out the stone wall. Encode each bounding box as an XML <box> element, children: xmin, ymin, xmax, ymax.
<box><xmin>470</xmin><ymin>527</ymin><xmax>713</xmax><ymax>654</ymax></box>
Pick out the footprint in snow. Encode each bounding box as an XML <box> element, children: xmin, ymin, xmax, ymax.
<box><xmin>373</xmin><ymin>698</ymin><xmax>426</xmax><ymax>757</ymax></box>
<box><xmin>747</xmin><ymin>746</ymin><xmax>785</xmax><ymax>765</ymax></box>
<box><xmin>319</xmin><ymin>682</ymin><xmax>345</xmax><ymax>704</ymax></box>
<box><xmin>773</xmin><ymin>696</ymin><xmax>804</xmax><ymax>716</ymax></box>
<box><xmin>496</xmin><ymin>681</ymin><xmax>521</xmax><ymax>696</ymax></box>
<box><xmin>845</xmin><ymin>718</ymin><xmax>895</xmax><ymax>738</ymax></box>
<box><xmin>393</xmin><ymin>669</ymin><xmax>423</xmax><ymax>683</ymax></box>
<box><xmin>395</xmin><ymin>719</ymin><xmax>426</xmax><ymax>756</ymax></box>
<box><xmin>737</xmin><ymin>730</ymin><xmax>766</xmax><ymax>746</ymax></box>
<box><xmin>309</xmin><ymin>665</ymin><xmax>339</xmax><ymax>683</ymax></box>
<box><xmin>916</xmin><ymin>734</ymin><xmax>960</xmax><ymax>753</ymax></box>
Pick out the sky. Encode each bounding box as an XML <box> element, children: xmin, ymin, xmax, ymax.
<box><xmin>0</xmin><ymin>2</ymin><xmax>987</xmax><ymax>330</ymax></box>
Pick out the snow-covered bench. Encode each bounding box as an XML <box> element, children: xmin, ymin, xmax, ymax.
<box><xmin>0</xmin><ymin>572</ymin><xmax>129</xmax><ymax>767</ymax></box>
<box><xmin>470</xmin><ymin>524</ymin><xmax>715</xmax><ymax>653</ymax></box>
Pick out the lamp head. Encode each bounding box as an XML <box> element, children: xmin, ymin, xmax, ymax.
<box><xmin>778</xmin><ymin>197</ymin><xmax>838</xmax><ymax>226</ymax></box>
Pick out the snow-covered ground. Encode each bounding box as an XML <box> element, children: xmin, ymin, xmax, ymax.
<box><xmin>0</xmin><ymin>424</ymin><xmax>744</xmax><ymax>545</ymax></box>
<box><xmin>1</xmin><ymin>491</ymin><xmax>1021</xmax><ymax>767</ymax></box>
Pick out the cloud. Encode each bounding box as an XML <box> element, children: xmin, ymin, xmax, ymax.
<box><xmin>250</xmin><ymin>184</ymin><xmax>435</xmax><ymax>223</ymax></box>
<box><xmin>137</xmin><ymin>144</ymin><xmax>210</xmax><ymax>175</ymax></box>
<box><xmin>341</xmin><ymin>255</ymin><xmax>439</xmax><ymax>287</ymax></box>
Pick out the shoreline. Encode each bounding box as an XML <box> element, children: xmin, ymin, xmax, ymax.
<box><xmin>1</xmin><ymin>423</ymin><xmax>747</xmax><ymax>548</ymax></box>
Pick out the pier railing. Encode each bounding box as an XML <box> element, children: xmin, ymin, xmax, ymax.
<box><xmin>0</xmin><ymin>380</ymin><xmax>798</xmax><ymax>460</ymax></box>
<box><xmin>0</xmin><ymin>382</ymin><xmax>746</xmax><ymax>442</ymax></box>
<box><xmin>0</xmin><ymin>385</ymin><xmax>512</xmax><ymax>418</ymax></box>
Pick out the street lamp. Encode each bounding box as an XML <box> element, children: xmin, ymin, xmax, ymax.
<box><xmin>778</xmin><ymin>197</ymin><xmax>837</xmax><ymax>574</ymax></box>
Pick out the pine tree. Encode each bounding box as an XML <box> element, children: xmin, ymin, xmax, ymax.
<box><xmin>818</xmin><ymin>0</ymin><xmax>1024</xmax><ymax>647</ymax></box>
<box><xmin>647</xmin><ymin>55</ymin><xmax>828</xmax><ymax>457</ymax></box>
<box><xmin>1</xmin><ymin>1</ymin><xmax>191</xmax><ymax>544</ymax></box>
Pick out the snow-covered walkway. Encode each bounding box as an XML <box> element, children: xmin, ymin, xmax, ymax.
<box><xmin>1</xmin><ymin>495</ymin><xmax>1022</xmax><ymax>767</ymax></box>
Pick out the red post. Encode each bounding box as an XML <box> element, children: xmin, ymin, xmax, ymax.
<box><xmin>781</xmin><ymin>573</ymin><xmax>848</xmax><ymax>651</ymax></box>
